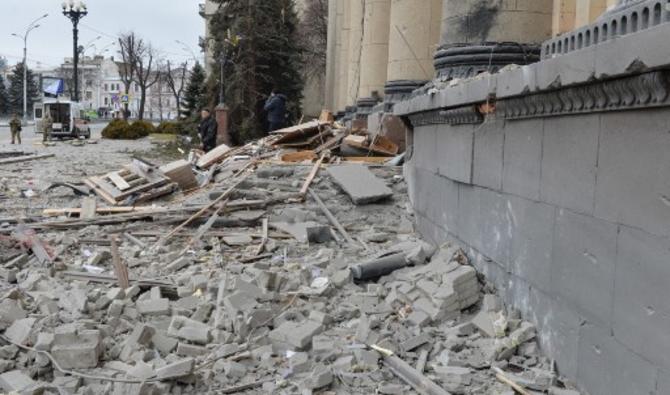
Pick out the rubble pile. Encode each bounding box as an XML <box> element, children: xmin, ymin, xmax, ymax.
<box><xmin>0</xmin><ymin>119</ymin><xmax>581</xmax><ymax>394</ymax></box>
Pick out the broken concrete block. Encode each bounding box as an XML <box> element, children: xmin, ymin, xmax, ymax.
<box><xmin>354</xmin><ymin>349</ymin><xmax>380</xmax><ymax>370</ymax></box>
<box><xmin>168</xmin><ymin>316</ymin><xmax>211</xmax><ymax>345</ymax></box>
<box><xmin>120</xmin><ymin>324</ymin><xmax>155</xmax><ymax>360</ymax></box>
<box><xmin>433</xmin><ymin>366</ymin><xmax>472</xmax><ymax>393</ymax></box>
<box><xmin>471</xmin><ymin>311</ymin><xmax>496</xmax><ymax>338</ymax></box>
<box><xmin>401</xmin><ymin>333</ymin><xmax>430</xmax><ymax>352</ymax></box>
<box><xmin>270</xmin><ymin>321</ymin><xmax>323</xmax><ymax>350</ymax></box>
<box><xmin>303</xmin><ymin>364</ymin><xmax>333</xmax><ymax>390</ymax></box>
<box><xmin>482</xmin><ymin>294</ymin><xmax>503</xmax><ymax>313</ymax></box>
<box><xmin>407</xmin><ymin>310</ymin><xmax>430</xmax><ymax>327</ymax></box>
<box><xmin>308</xmin><ymin>310</ymin><xmax>332</xmax><ymax>326</ymax></box>
<box><xmin>327</xmin><ymin>165</ymin><xmax>393</xmax><ymax>204</ymax></box>
<box><xmin>223</xmin><ymin>361</ymin><xmax>247</xmax><ymax>378</ymax></box>
<box><xmin>510</xmin><ymin>322</ymin><xmax>536</xmax><ymax>345</ymax></box>
<box><xmin>0</xmin><ymin>370</ymin><xmax>40</xmax><ymax>394</ymax></box>
<box><xmin>108</xmin><ymin>300</ymin><xmax>124</xmax><ymax>318</ymax></box>
<box><xmin>127</xmin><ymin>361</ymin><xmax>156</xmax><ymax>380</ymax></box>
<box><xmin>35</xmin><ymin>333</ymin><xmax>54</xmax><ymax>351</ymax></box>
<box><xmin>289</xmin><ymin>352</ymin><xmax>311</xmax><ymax>374</ymax></box>
<box><xmin>0</xmin><ymin>299</ymin><xmax>26</xmax><ymax>330</ymax></box>
<box><xmin>155</xmin><ymin>358</ymin><xmax>195</xmax><ymax>379</ymax></box>
<box><xmin>222</xmin><ymin>235</ymin><xmax>253</xmax><ymax>246</ymax></box>
<box><xmin>331</xmin><ymin>270</ymin><xmax>351</xmax><ymax>288</ymax></box>
<box><xmin>151</xmin><ymin>332</ymin><xmax>178</xmax><ymax>355</ymax></box>
<box><xmin>378</xmin><ymin>382</ymin><xmax>405</xmax><ymax>394</ymax></box>
<box><xmin>176</xmin><ymin>343</ymin><xmax>208</xmax><ymax>357</ymax></box>
<box><xmin>136</xmin><ymin>298</ymin><xmax>170</xmax><ymax>316</ymax></box>
<box><xmin>5</xmin><ymin>317</ymin><xmax>36</xmax><ymax>345</ymax></box>
<box><xmin>223</xmin><ymin>291</ymin><xmax>258</xmax><ymax>313</ymax></box>
<box><xmin>59</xmin><ymin>288</ymin><xmax>88</xmax><ymax>313</ymax></box>
<box><xmin>52</xmin><ymin>328</ymin><xmax>102</xmax><ymax>369</ymax></box>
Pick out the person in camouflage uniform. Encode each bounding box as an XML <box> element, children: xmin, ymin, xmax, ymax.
<box><xmin>43</xmin><ymin>112</ymin><xmax>53</xmax><ymax>142</ymax></box>
<box><xmin>9</xmin><ymin>113</ymin><xmax>22</xmax><ymax>144</ymax></box>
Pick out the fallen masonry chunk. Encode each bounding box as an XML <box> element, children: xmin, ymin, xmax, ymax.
<box><xmin>549</xmin><ymin>387</ymin><xmax>581</xmax><ymax>395</ymax></box>
<box><xmin>327</xmin><ymin>165</ymin><xmax>393</xmax><ymax>205</ymax></box>
<box><xmin>222</xmin><ymin>361</ymin><xmax>247</xmax><ymax>378</ymax></box>
<box><xmin>289</xmin><ymin>352</ymin><xmax>311</xmax><ymax>374</ymax></box>
<box><xmin>136</xmin><ymin>298</ymin><xmax>170</xmax><ymax>316</ymax></box>
<box><xmin>433</xmin><ymin>365</ymin><xmax>472</xmax><ymax>393</ymax></box>
<box><xmin>303</xmin><ymin>364</ymin><xmax>333</xmax><ymax>390</ymax></box>
<box><xmin>120</xmin><ymin>324</ymin><xmax>156</xmax><ymax>360</ymax></box>
<box><xmin>378</xmin><ymin>382</ymin><xmax>405</xmax><ymax>394</ymax></box>
<box><xmin>270</xmin><ymin>321</ymin><xmax>324</xmax><ymax>350</ymax></box>
<box><xmin>176</xmin><ymin>343</ymin><xmax>208</xmax><ymax>357</ymax></box>
<box><xmin>35</xmin><ymin>333</ymin><xmax>54</xmax><ymax>351</ymax></box>
<box><xmin>5</xmin><ymin>317</ymin><xmax>36</xmax><ymax>345</ymax></box>
<box><xmin>306</xmin><ymin>225</ymin><xmax>333</xmax><ymax>243</ymax></box>
<box><xmin>51</xmin><ymin>328</ymin><xmax>102</xmax><ymax>369</ymax></box>
<box><xmin>471</xmin><ymin>311</ymin><xmax>496</xmax><ymax>338</ymax></box>
<box><xmin>156</xmin><ymin>358</ymin><xmax>195</xmax><ymax>379</ymax></box>
<box><xmin>0</xmin><ymin>299</ymin><xmax>26</xmax><ymax>330</ymax></box>
<box><xmin>168</xmin><ymin>316</ymin><xmax>211</xmax><ymax>344</ymax></box>
<box><xmin>0</xmin><ymin>370</ymin><xmax>40</xmax><ymax>394</ymax></box>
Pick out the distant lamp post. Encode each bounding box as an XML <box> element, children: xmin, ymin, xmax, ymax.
<box><xmin>11</xmin><ymin>13</ymin><xmax>48</xmax><ymax>120</ymax></box>
<box><xmin>62</xmin><ymin>0</ymin><xmax>88</xmax><ymax>102</ymax></box>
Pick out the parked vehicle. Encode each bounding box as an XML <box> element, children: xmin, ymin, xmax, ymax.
<box><xmin>34</xmin><ymin>100</ymin><xmax>91</xmax><ymax>139</ymax></box>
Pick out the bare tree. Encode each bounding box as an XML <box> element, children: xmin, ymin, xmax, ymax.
<box><xmin>164</xmin><ymin>60</ymin><xmax>188</xmax><ymax>118</ymax></box>
<box><xmin>133</xmin><ymin>44</ymin><xmax>161</xmax><ymax>120</ymax></box>
<box><xmin>117</xmin><ymin>33</ymin><xmax>138</xmax><ymax>119</ymax></box>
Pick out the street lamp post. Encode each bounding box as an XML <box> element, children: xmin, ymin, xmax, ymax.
<box><xmin>62</xmin><ymin>0</ymin><xmax>88</xmax><ymax>103</ymax></box>
<box><xmin>11</xmin><ymin>13</ymin><xmax>48</xmax><ymax>120</ymax></box>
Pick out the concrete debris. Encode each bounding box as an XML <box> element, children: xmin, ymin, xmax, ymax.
<box><xmin>0</xmin><ymin>132</ymin><xmax>582</xmax><ymax>395</ymax></box>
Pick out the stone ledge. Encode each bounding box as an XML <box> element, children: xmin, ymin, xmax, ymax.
<box><xmin>395</xmin><ymin>22</ymin><xmax>670</xmax><ymax>117</ymax></box>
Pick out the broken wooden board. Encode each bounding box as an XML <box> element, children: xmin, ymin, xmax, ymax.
<box><xmin>43</xmin><ymin>206</ymin><xmax>164</xmax><ymax>217</ymax></box>
<box><xmin>280</xmin><ymin>150</ymin><xmax>317</xmax><ymax>163</ymax></box>
<box><xmin>107</xmin><ymin>172</ymin><xmax>131</xmax><ymax>191</ymax></box>
<box><xmin>85</xmin><ymin>167</ymin><xmax>171</xmax><ymax>206</ymax></box>
<box><xmin>0</xmin><ymin>153</ymin><xmax>55</xmax><ymax>165</ymax></box>
<box><xmin>270</xmin><ymin>120</ymin><xmax>326</xmax><ymax>135</ymax></box>
<box><xmin>327</xmin><ymin>164</ymin><xmax>393</xmax><ymax>205</ymax></box>
<box><xmin>159</xmin><ymin>159</ymin><xmax>198</xmax><ymax>190</ymax></box>
<box><xmin>196</xmin><ymin>144</ymin><xmax>231</xmax><ymax>169</ymax></box>
<box><xmin>80</xmin><ymin>197</ymin><xmax>97</xmax><ymax>220</ymax></box>
<box><xmin>343</xmin><ymin>134</ymin><xmax>397</xmax><ymax>157</ymax></box>
<box><xmin>340</xmin><ymin>157</ymin><xmax>390</xmax><ymax>164</ymax></box>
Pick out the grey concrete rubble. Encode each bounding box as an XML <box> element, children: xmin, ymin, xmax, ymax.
<box><xmin>0</xmin><ymin>142</ymin><xmax>582</xmax><ymax>394</ymax></box>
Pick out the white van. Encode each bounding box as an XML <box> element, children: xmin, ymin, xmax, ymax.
<box><xmin>34</xmin><ymin>99</ymin><xmax>91</xmax><ymax>139</ymax></box>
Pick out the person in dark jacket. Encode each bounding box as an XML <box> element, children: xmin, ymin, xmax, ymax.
<box><xmin>198</xmin><ymin>108</ymin><xmax>218</xmax><ymax>152</ymax></box>
<box><xmin>263</xmin><ymin>89</ymin><xmax>287</xmax><ymax>132</ymax></box>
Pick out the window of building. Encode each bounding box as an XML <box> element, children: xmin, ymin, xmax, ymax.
<box><xmin>104</xmin><ymin>83</ymin><xmax>108</xmax><ymax>91</ymax></box>
<box><xmin>104</xmin><ymin>97</ymin><xmax>109</xmax><ymax>105</ymax></box>
<box><xmin>85</xmin><ymin>91</ymin><xmax>93</xmax><ymax>100</ymax></box>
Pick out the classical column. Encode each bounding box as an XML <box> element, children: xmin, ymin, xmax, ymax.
<box><xmin>346</xmin><ymin>0</ymin><xmax>364</xmax><ymax>106</ymax></box>
<box><xmin>553</xmin><ymin>0</ymin><xmax>578</xmax><ymax>36</ymax></box>
<box><xmin>335</xmin><ymin>0</ymin><xmax>351</xmax><ymax>111</ymax></box>
<box><xmin>441</xmin><ymin>0</ymin><xmax>554</xmax><ymax>45</ymax></box>
<box><xmin>324</xmin><ymin>0</ymin><xmax>338</xmax><ymax>111</ymax></box>
<box><xmin>575</xmin><ymin>0</ymin><xmax>614</xmax><ymax>27</ymax></box>
<box><xmin>386</xmin><ymin>0</ymin><xmax>442</xmax><ymax>83</ymax></box>
<box><xmin>358</xmin><ymin>0</ymin><xmax>392</xmax><ymax>99</ymax></box>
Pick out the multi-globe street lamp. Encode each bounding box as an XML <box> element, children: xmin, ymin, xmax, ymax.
<box><xmin>11</xmin><ymin>13</ymin><xmax>48</xmax><ymax>120</ymax></box>
<box><xmin>62</xmin><ymin>0</ymin><xmax>88</xmax><ymax>102</ymax></box>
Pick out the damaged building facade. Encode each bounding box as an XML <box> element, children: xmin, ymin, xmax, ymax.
<box><xmin>326</xmin><ymin>0</ymin><xmax>670</xmax><ymax>394</ymax></box>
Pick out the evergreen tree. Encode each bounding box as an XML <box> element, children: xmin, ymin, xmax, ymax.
<box><xmin>181</xmin><ymin>62</ymin><xmax>206</xmax><ymax>119</ymax></box>
<box><xmin>8</xmin><ymin>63</ymin><xmax>39</xmax><ymax>116</ymax></box>
<box><xmin>0</xmin><ymin>75</ymin><xmax>9</xmax><ymax>116</ymax></box>
<box><xmin>208</xmin><ymin>0</ymin><xmax>304</xmax><ymax>144</ymax></box>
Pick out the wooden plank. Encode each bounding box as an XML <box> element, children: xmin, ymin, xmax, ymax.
<box><xmin>280</xmin><ymin>150</ymin><xmax>317</xmax><ymax>163</ymax></box>
<box><xmin>132</xmin><ymin>183</ymin><xmax>177</xmax><ymax>204</ymax></box>
<box><xmin>80</xmin><ymin>197</ymin><xmax>97</xmax><ymax>220</ymax></box>
<box><xmin>83</xmin><ymin>178</ymin><xmax>118</xmax><ymax>206</ymax></box>
<box><xmin>62</xmin><ymin>271</ymin><xmax>176</xmax><ymax>290</ymax></box>
<box><xmin>0</xmin><ymin>153</ymin><xmax>55</xmax><ymax>165</ymax></box>
<box><xmin>196</xmin><ymin>144</ymin><xmax>232</xmax><ymax>169</ymax></box>
<box><xmin>88</xmin><ymin>176</ymin><xmax>123</xmax><ymax>199</ymax></box>
<box><xmin>116</xmin><ymin>178</ymin><xmax>169</xmax><ymax>201</ymax></box>
<box><xmin>340</xmin><ymin>157</ymin><xmax>390</xmax><ymax>164</ymax></box>
<box><xmin>107</xmin><ymin>172</ymin><xmax>131</xmax><ymax>191</ymax></box>
<box><xmin>254</xmin><ymin>218</ymin><xmax>269</xmax><ymax>256</ymax></box>
<box><xmin>110</xmin><ymin>235</ymin><xmax>130</xmax><ymax>289</ymax></box>
<box><xmin>270</xmin><ymin>120</ymin><xmax>325</xmax><ymax>135</ymax></box>
<box><xmin>299</xmin><ymin>153</ymin><xmax>326</xmax><ymax>199</ymax></box>
<box><xmin>43</xmin><ymin>206</ymin><xmax>159</xmax><ymax>217</ymax></box>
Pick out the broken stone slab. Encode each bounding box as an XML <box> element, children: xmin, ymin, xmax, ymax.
<box><xmin>327</xmin><ymin>165</ymin><xmax>393</xmax><ymax>205</ymax></box>
<box><xmin>168</xmin><ymin>316</ymin><xmax>211</xmax><ymax>345</ymax></box>
<box><xmin>270</xmin><ymin>221</ymin><xmax>322</xmax><ymax>243</ymax></box>
<box><xmin>126</xmin><ymin>361</ymin><xmax>156</xmax><ymax>381</ymax></box>
<box><xmin>0</xmin><ymin>299</ymin><xmax>26</xmax><ymax>330</ymax></box>
<box><xmin>35</xmin><ymin>333</ymin><xmax>54</xmax><ymax>351</ymax></box>
<box><xmin>432</xmin><ymin>365</ymin><xmax>472</xmax><ymax>393</ymax></box>
<box><xmin>269</xmin><ymin>320</ymin><xmax>324</xmax><ymax>350</ymax></box>
<box><xmin>549</xmin><ymin>387</ymin><xmax>581</xmax><ymax>395</ymax></box>
<box><xmin>0</xmin><ymin>370</ymin><xmax>41</xmax><ymax>394</ymax></box>
<box><xmin>4</xmin><ymin>317</ymin><xmax>36</xmax><ymax>345</ymax></box>
<box><xmin>176</xmin><ymin>342</ymin><xmax>208</xmax><ymax>357</ymax></box>
<box><xmin>152</xmin><ymin>332</ymin><xmax>178</xmax><ymax>355</ymax></box>
<box><xmin>303</xmin><ymin>364</ymin><xmax>333</xmax><ymax>390</ymax></box>
<box><xmin>136</xmin><ymin>298</ymin><xmax>170</xmax><ymax>316</ymax></box>
<box><xmin>155</xmin><ymin>358</ymin><xmax>195</xmax><ymax>379</ymax></box>
<box><xmin>51</xmin><ymin>327</ymin><xmax>102</xmax><ymax>369</ymax></box>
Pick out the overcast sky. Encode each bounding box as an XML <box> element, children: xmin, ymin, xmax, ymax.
<box><xmin>0</xmin><ymin>0</ymin><xmax>204</xmax><ymax>70</ymax></box>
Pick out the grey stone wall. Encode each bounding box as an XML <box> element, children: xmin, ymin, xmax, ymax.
<box><xmin>404</xmin><ymin>107</ymin><xmax>670</xmax><ymax>394</ymax></box>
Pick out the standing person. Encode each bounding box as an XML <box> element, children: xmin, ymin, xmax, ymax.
<box><xmin>43</xmin><ymin>112</ymin><xmax>53</xmax><ymax>143</ymax></box>
<box><xmin>198</xmin><ymin>108</ymin><xmax>217</xmax><ymax>153</ymax></box>
<box><xmin>9</xmin><ymin>113</ymin><xmax>22</xmax><ymax>145</ymax></box>
<box><xmin>263</xmin><ymin>88</ymin><xmax>287</xmax><ymax>132</ymax></box>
